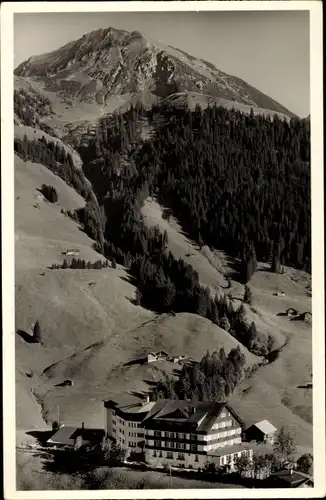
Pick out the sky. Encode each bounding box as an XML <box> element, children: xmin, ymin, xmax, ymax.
<box><xmin>14</xmin><ymin>10</ymin><xmax>310</xmax><ymax>117</ymax></box>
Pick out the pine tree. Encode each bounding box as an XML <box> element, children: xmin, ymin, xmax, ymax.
<box><xmin>244</xmin><ymin>285</ymin><xmax>253</xmax><ymax>304</ymax></box>
<box><xmin>273</xmin><ymin>426</ymin><xmax>296</xmax><ymax>465</ymax></box>
<box><xmin>33</xmin><ymin>320</ymin><xmax>42</xmax><ymax>343</ymax></box>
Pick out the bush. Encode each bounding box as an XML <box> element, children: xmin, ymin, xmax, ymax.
<box><xmin>297</xmin><ymin>453</ymin><xmax>313</xmax><ymax>474</ymax></box>
<box><xmin>33</xmin><ymin>320</ymin><xmax>42</xmax><ymax>343</ymax></box>
<box><xmin>244</xmin><ymin>285</ymin><xmax>253</xmax><ymax>304</ymax></box>
<box><xmin>41</xmin><ymin>184</ymin><xmax>58</xmax><ymax>203</ymax></box>
<box><xmin>52</xmin><ymin>421</ymin><xmax>59</xmax><ymax>431</ymax></box>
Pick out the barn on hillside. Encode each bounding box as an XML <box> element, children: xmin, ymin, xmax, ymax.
<box><xmin>245</xmin><ymin>419</ymin><xmax>277</xmax><ymax>444</ymax></box>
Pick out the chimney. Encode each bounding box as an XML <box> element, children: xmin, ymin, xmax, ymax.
<box><xmin>142</xmin><ymin>394</ymin><xmax>150</xmax><ymax>405</ymax></box>
<box><xmin>82</xmin><ymin>422</ymin><xmax>84</xmax><ymax>432</ymax></box>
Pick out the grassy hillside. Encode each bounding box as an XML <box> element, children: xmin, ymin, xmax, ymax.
<box><xmin>15</xmin><ymin>154</ymin><xmax>258</xmax><ymax>436</ymax></box>
<box><xmin>141</xmin><ymin>196</ymin><xmax>312</xmax><ymax>449</ymax></box>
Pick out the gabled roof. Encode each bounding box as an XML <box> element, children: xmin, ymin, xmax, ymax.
<box><xmin>253</xmin><ymin>419</ymin><xmax>277</xmax><ymax>434</ymax></box>
<box><xmin>46</xmin><ymin>425</ymin><xmax>104</xmax><ymax>446</ymax></box>
<box><xmin>47</xmin><ymin>426</ymin><xmax>77</xmax><ymax>446</ymax></box>
<box><xmin>141</xmin><ymin>400</ymin><xmax>243</xmax><ymax>431</ymax></box>
<box><xmin>271</xmin><ymin>470</ymin><xmax>309</xmax><ymax>487</ymax></box>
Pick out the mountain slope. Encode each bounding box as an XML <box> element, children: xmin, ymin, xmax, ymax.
<box><xmin>14</xmin><ymin>26</ymin><xmax>295</xmax><ymax>138</ymax></box>
<box><xmin>15</xmin><ymin>152</ymin><xmax>258</xmax><ymax>433</ymax></box>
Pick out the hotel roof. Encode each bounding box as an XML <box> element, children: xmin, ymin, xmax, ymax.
<box><xmin>141</xmin><ymin>400</ymin><xmax>244</xmax><ymax>430</ymax></box>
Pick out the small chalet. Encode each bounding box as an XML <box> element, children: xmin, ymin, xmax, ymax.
<box><xmin>147</xmin><ymin>351</ymin><xmax>169</xmax><ymax>363</ymax></box>
<box><xmin>245</xmin><ymin>419</ymin><xmax>277</xmax><ymax>444</ymax></box>
<box><xmin>46</xmin><ymin>423</ymin><xmax>105</xmax><ymax>448</ymax></box>
<box><xmin>286</xmin><ymin>308</ymin><xmax>298</xmax><ymax>317</ymax></box>
<box><xmin>269</xmin><ymin>469</ymin><xmax>313</xmax><ymax>488</ymax></box>
<box><xmin>64</xmin><ymin>249</ymin><xmax>80</xmax><ymax>257</ymax></box>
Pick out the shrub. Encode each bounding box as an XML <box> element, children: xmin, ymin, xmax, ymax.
<box><xmin>244</xmin><ymin>285</ymin><xmax>253</xmax><ymax>304</ymax></box>
<box><xmin>41</xmin><ymin>184</ymin><xmax>58</xmax><ymax>203</ymax></box>
<box><xmin>297</xmin><ymin>453</ymin><xmax>313</xmax><ymax>474</ymax></box>
<box><xmin>52</xmin><ymin>421</ymin><xmax>59</xmax><ymax>431</ymax></box>
<box><xmin>33</xmin><ymin>320</ymin><xmax>42</xmax><ymax>343</ymax></box>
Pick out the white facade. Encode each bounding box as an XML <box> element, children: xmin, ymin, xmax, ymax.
<box><xmin>105</xmin><ymin>403</ymin><xmax>152</xmax><ymax>455</ymax></box>
<box><xmin>104</xmin><ymin>400</ymin><xmax>250</xmax><ymax>471</ymax></box>
<box><xmin>218</xmin><ymin>448</ymin><xmax>253</xmax><ymax>471</ymax></box>
<box><xmin>145</xmin><ymin>448</ymin><xmax>208</xmax><ymax>469</ymax></box>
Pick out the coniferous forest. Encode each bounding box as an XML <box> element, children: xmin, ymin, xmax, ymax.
<box><xmin>14</xmin><ymin>100</ymin><xmax>310</xmax><ymax>360</ymax></box>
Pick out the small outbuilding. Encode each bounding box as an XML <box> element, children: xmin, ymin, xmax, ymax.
<box><xmin>286</xmin><ymin>308</ymin><xmax>298</xmax><ymax>317</ymax></box>
<box><xmin>156</xmin><ymin>350</ymin><xmax>169</xmax><ymax>360</ymax></box>
<box><xmin>245</xmin><ymin>419</ymin><xmax>277</xmax><ymax>444</ymax></box>
<box><xmin>147</xmin><ymin>352</ymin><xmax>158</xmax><ymax>363</ymax></box>
<box><xmin>46</xmin><ymin>423</ymin><xmax>105</xmax><ymax>448</ymax></box>
<box><xmin>269</xmin><ymin>469</ymin><xmax>313</xmax><ymax>488</ymax></box>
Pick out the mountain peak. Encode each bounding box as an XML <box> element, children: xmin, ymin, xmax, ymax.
<box><xmin>15</xmin><ymin>26</ymin><xmax>295</xmax><ymax>119</ymax></box>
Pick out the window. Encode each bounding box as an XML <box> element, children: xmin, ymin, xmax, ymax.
<box><xmin>154</xmin><ymin>440</ymin><xmax>161</xmax><ymax>448</ymax></box>
<box><xmin>181</xmin><ymin>443</ymin><xmax>186</xmax><ymax>450</ymax></box>
<box><xmin>191</xmin><ymin>444</ymin><xmax>197</xmax><ymax>452</ymax></box>
<box><xmin>165</xmin><ymin>431</ymin><xmax>169</xmax><ymax>438</ymax></box>
<box><xmin>190</xmin><ymin>434</ymin><xmax>197</xmax><ymax>441</ymax></box>
<box><xmin>169</xmin><ymin>432</ymin><xmax>174</xmax><ymax>438</ymax></box>
<box><xmin>177</xmin><ymin>453</ymin><xmax>185</xmax><ymax>460</ymax></box>
<box><xmin>195</xmin><ymin>455</ymin><xmax>199</xmax><ymax>462</ymax></box>
<box><xmin>167</xmin><ymin>451</ymin><xmax>173</xmax><ymax>459</ymax></box>
<box><xmin>176</xmin><ymin>442</ymin><xmax>180</xmax><ymax>449</ymax></box>
<box><xmin>154</xmin><ymin>430</ymin><xmax>161</xmax><ymax>437</ymax></box>
<box><xmin>153</xmin><ymin>450</ymin><xmax>157</xmax><ymax>457</ymax></box>
<box><xmin>159</xmin><ymin>451</ymin><xmax>163</xmax><ymax>458</ymax></box>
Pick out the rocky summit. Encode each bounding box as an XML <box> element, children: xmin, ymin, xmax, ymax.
<box><xmin>15</xmin><ymin>26</ymin><xmax>294</xmax><ymax>117</ymax></box>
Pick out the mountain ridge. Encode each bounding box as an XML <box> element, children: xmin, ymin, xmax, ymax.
<box><xmin>15</xmin><ymin>26</ymin><xmax>296</xmax><ymax>122</ymax></box>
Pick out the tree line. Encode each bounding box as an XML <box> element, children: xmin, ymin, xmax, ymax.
<box><xmin>149</xmin><ymin>103</ymin><xmax>310</xmax><ymax>273</ymax></box>
<box><xmin>151</xmin><ymin>347</ymin><xmax>246</xmax><ymax>401</ymax></box>
<box><xmin>75</xmin><ymin>104</ymin><xmax>278</xmax><ymax>356</ymax></box>
<box><xmin>51</xmin><ymin>258</ymin><xmax>116</xmax><ymax>270</ymax></box>
<box><xmin>14</xmin><ymin>134</ymin><xmax>93</xmax><ymax>202</ymax></box>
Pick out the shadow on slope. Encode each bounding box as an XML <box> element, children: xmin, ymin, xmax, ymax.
<box><xmin>17</xmin><ymin>329</ymin><xmax>36</xmax><ymax>344</ymax></box>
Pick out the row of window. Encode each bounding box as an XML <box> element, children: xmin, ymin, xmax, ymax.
<box><xmin>220</xmin><ymin>450</ymin><xmax>251</xmax><ymax>465</ymax></box>
<box><xmin>152</xmin><ymin>450</ymin><xmax>199</xmax><ymax>461</ymax></box>
<box><xmin>204</xmin><ymin>437</ymin><xmax>241</xmax><ymax>451</ymax></box>
<box><xmin>211</xmin><ymin>419</ymin><xmax>234</xmax><ymax>430</ymax></box>
<box><xmin>112</xmin><ymin>416</ymin><xmax>140</xmax><ymax>428</ymax></box>
<box><xmin>153</xmin><ymin>430</ymin><xmax>198</xmax><ymax>440</ymax></box>
<box><xmin>153</xmin><ymin>440</ymin><xmax>198</xmax><ymax>451</ymax></box>
<box><xmin>205</xmin><ymin>428</ymin><xmax>241</xmax><ymax>441</ymax></box>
